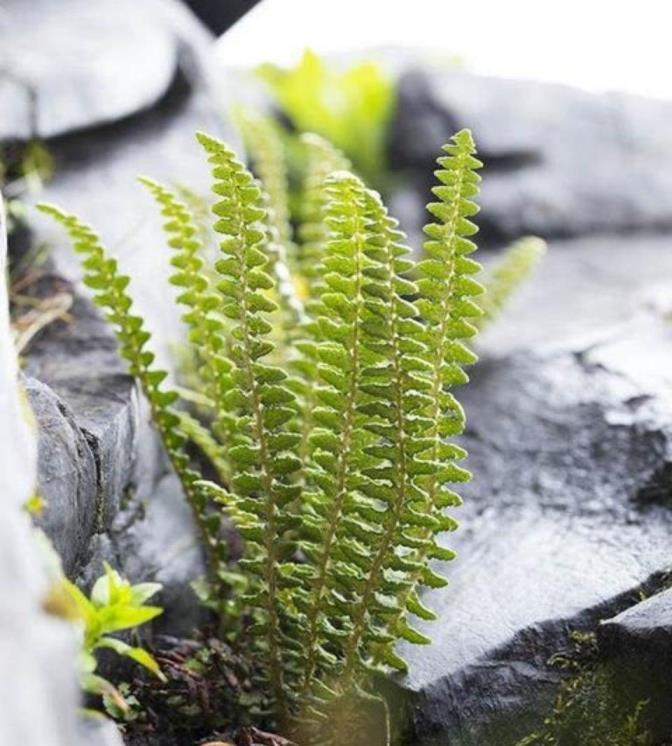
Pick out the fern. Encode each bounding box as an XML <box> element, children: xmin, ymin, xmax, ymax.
<box><xmin>236</xmin><ymin>109</ymin><xmax>305</xmax><ymax>332</ymax></box>
<box><xmin>257</xmin><ymin>49</ymin><xmax>395</xmax><ymax>187</ymax></box>
<box><xmin>35</xmin><ymin>203</ymin><xmax>226</xmax><ymax>603</ymax></box>
<box><xmin>42</xmin><ymin>128</ymin><xmax>483</xmax><ymax>744</ymax></box>
<box><xmin>477</xmin><ymin>235</ymin><xmax>546</xmax><ymax>329</ymax></box>
<box><xmin>195</xmin><ymin>132</ymin><xmax>306</xmax><ymax>727</ymax></box>
<box><xmin>297</xmin><ymin>133</ymin><xmax>351</xmax><ymax>293</ymax></box>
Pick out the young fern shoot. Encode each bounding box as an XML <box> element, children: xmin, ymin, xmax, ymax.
<box><xmin>477</xmin><ymin>235</ymin><xmax>546</xmax><ymax>329</ymax></box>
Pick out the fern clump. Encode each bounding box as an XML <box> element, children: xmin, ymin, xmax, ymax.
<box><xmin>40</xmin><ymin>127</ymin><xmax>483</xmax><ymax>744</ymax></box>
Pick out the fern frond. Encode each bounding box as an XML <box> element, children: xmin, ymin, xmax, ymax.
<box><xmin>477</xmin><ymin>235</ymin><xmax>546</xmax><ymax>329</ymax></box>
<box><xmin>139</xmin><ymin>178</ymin><xmax>236</xmax><ymax>474</ymax></box>
<box><xmin>236</xmin><ymin>110</ymin><xmax>305</xmax><ymax>332</ymax></box>
<box><xmin>298</xmin><ymin>133</ymin><xmax>351</xmax><ymax>293</ymax></box>
<box><xmin>388</xmin><ymin>128</ymin><xmax>483</xmax><ymax>636</ymax></box>
<box><xmin>196</xmin><ymin>131</ymin><xmax>303</xmax><ymax>728</ymax></box>
<box><xmin>297</xmin><ymin>170</ymin><xmax>381</xmax><ymax>696</ymax></box>
<box><xmin>36</xmin><ymin>204</ymin><xmax>224</xmax><ymax>584</ymax></box>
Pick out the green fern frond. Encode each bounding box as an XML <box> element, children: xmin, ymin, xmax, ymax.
<box><xmin>36</xmin><ymin>203</ymin><xmax>224</xmax><ymax>585</ymax></box>
<box><xmin>477</xmin><ymin>235</ymin><xmax>546</xmax><ymax>329</ymax></box>
<box><xmin>139</xmin><ymin>178</ymin><xmax>237</xmax><ymax>471</ymax></box>
<box><xmin>235</xmin><ymin>110</ymin><xmax>305</xmax><ymax>332</ymax></box>
<box><xmin>297</xmin><ymin>133</ymin><xmax>351</xmax><ymax>293</ymax></box>
<box><xmin>390</xmin><ymin>128</ymin><xmax>483</xmax><ymax>632</ymax></box>
<box><xmin>196</xmin><ymin>131</ymin><xmax>304</xmax><ymax>728</ymax></box>
<box><xmin>297</xmin><ymin>170</ymin><xmax>380</xmax><ymax>695</ymax></box>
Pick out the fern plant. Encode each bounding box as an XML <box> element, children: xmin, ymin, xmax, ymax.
<box><xmin>256</xmin><ymin>49</ymin><xmax>395</xmax><ymax>189</ymax></box>
<box><xmin>40</xmin><ymin>127</ymin><xmax>483</xmax><ymax>744</ymax></box>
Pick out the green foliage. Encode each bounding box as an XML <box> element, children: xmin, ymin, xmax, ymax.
<box><xmin>42</xmin><ymin>127</ymin><xmax>483</xmax><ymax>744</ymax></box>
<box><xmin>478</xmin><ymin>236</ymin><xmax>546</xmax><ymax>329</ymax></box>
<box><xmin>257</xmin><ymin>49</ymin><xmax>396</xmax><ymax>188</ymax></box>
<box><xmin>35</xmin><ymin>201</ymin><xmax>230</xmax><ymax>610</ymax></box>
<box><xmin>234</xmin><ymin>109</ymin><xmax>306</xmax><ymax>331</ymax></box>
<box><xmin>53</xmin><ymin>563</ymin><xmax>164</xmax><ymax>715</ymax></box>
<box><xmin>516</xmin><ymin>632</ymin><xmax>652</xmax><ymax>746</ymax></box>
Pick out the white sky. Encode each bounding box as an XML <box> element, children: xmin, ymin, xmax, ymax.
<box><xmin>216</xmin><ymin>0</ymin><xmax>672</xmax><ymax>99</ymax></box>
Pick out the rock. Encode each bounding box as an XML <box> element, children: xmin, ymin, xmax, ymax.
<box><xmin>27</xmin><ymin>376</ymin><xmax>98</xmax><ymax>574</ymax></box>
<box><xmin>598</xmin><ymin>588</ymin><xmax>672</xmax><ymax>742</ymax></box>
<box><xmin>117</xmin><ymin>472</ymin><xmax>207</xmax><ymax>636</ymax></box>
<box><xmin>11</xmin><ymin>0</ymin><xmax>227</xmax><ymax>602</ymax></box>
<box><xmin>183</xmin><ymin>0</ymin><xmax>262</xmax><ymax>35</ymax></box>
<box><xmin>0</xmin><ymin>199</ymin><xmax>81</xmax><ymax>744</ymax></box>
<box><xmin>389</xmin><ymin>68</ymin><xmax>672</xmax><ymax>242</ymax></box>
<box><xmin>389</xmin><ymin>233</ymin><xmax>672</xmax><ymax>745</ymax></box>
<box><xmin>77</xmin><ymin>715</ymin><xmax>125</xmax><ymax>746</ymax></box>
<box><xmin>0</xmin><ymin>0</ymin><xmax>180</xmax><ymax>141</ymax></box>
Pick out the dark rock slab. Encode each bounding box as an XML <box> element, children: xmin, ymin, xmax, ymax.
<box><xmin>0</xmin><ymin>0</ymin><xmax>179</xmax><ymax>141</ymax></box>
<box><xmin>390</xmin><ymin>68</ymin><xmax>672</xmax><ymax>242</ymax></box>
<box><xmin>184</xmin><ymin>0</ymin><xmax>262</xmax><ymax>35</ymax></box>
<box><xmin>598</xmin><ymin>588</ymin><xmax>672</xmax><ymax>742</ymax></box>
<box><xmin>389</xmin><ymin>234</ymin><xmax>672</xmax><ymax>745</ymax></box>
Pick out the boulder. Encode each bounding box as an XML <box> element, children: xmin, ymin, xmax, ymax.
<box><xmin>389</xmin><ymin>232</ymin><xmax>672</xmax><ymax>745</ymax></box>
<box><xmin>598</xmin><ymin>588</ymin><xmax>672</xmax><ymax>742</ymax></box>
<box><xmin>390</xmin><ymin>68</ymin><xmax>672</xmax><ymax>242</ymax></box>
<box><xmin>0</xmin><ymin>198</ymin><xmax>81</xmax><ymax>745</ymax></box>
<box><xmin>0</xmin><ymin>0</ymin><xmax>179</xmax><ymax>141</ymax></box>
<box><xmin>183</xmin><ymin>0</ymin><xmax>262</xmax><ymax>35</ymax></box>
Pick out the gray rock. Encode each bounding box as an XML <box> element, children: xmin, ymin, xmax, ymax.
<box><xmin>0</xmin><ymin>0</ymin><xmax>178</xmax><ymax>141</ymax></box>
<box><xmin>27</xmin><ymin>376</ymin><xmax>98</xmax><ymax>574</ymax></box>
<box><xmin>390</xmin><ymin>233</ymin><xmax>672</xmax><ymax>745</ymax></box>
<box><xmin>598</xmin><ymin>588</ymin><xmax>672</xmax><ymax>742</ymax></box>
<box><xmin>1</xmin><ymin>198</ymin><xmax>81</xmax><ymax>745</ymax></box>
<box><xmin>390</xmin><ymin>68</ymin><xmax>672</xmax><ymax>242</ymax></box>
<box><xmin>77</xmin><ymin>715</ymin><xmax>125</xmax><ymax>746</ymax></box>
<box><xmin>15</xmin><ymin>0</ymin><xmax>228</xmax><ymax>600</ymax></box>
<box><xmin>184</xmin><ymin>0</ymin><xmax>262</xmax><ymax>35</ymax></box>
<box><xmin>113</xmin><ymin>472</ymin><xmax>208</xmax><ymax>637</ymax></box>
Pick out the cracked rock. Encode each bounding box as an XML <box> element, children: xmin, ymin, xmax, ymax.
<box><xmin>26</xmin><ymin>376</ymin><xmax>98</xmax><ymax>575</ymax></box>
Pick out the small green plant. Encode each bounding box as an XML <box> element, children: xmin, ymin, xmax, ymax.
<box><xmin>257</xmin><ymin>49</ymin><xmax>396</xmax><ymax>188</ymax></box>
<box><xmin>40</xmin><ymin>127</ymin><xmax>483</xmax><ymax>744</ymax></box>
<box><xmin>42</xmin><ymin>561</ymin><xmax>164</xmax><ymax>715</ymax></box>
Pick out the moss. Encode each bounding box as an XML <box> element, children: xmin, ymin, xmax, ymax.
<box><xmin>516</xmin><ymin>631</ymin><xmax>652</xmax><ymax>746</ymax></box>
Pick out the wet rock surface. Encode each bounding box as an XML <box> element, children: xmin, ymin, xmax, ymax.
<box><xmin>598</xmin><ymin>588</ymin><xmax>672</xmax><ymax>742</ymax></box>
<box><xmin>390</xmin><ymin>68</ymin><xmax>672</xmax><ymax>242</ymax></box>
<box><xmin>390</xmin><ymin>234</ymin><xmax>672</xmax><ymax>744</ymax></box>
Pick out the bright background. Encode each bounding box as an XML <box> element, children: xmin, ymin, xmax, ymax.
<box><xmin>216</xmin><ymin>0</ymin><xmax>671</xmax><ymax>99</ymax></box>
